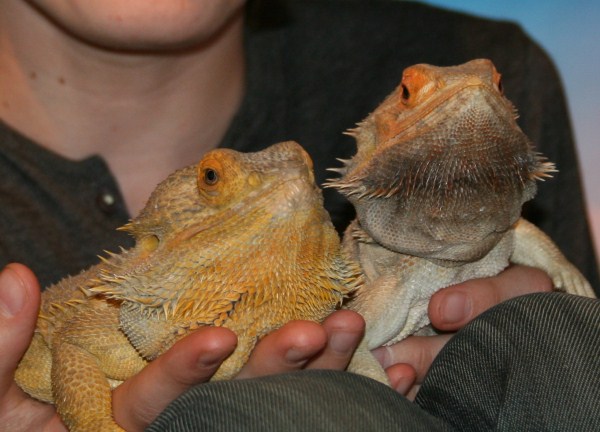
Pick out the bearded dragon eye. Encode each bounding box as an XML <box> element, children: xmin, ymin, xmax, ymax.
<box><xmin>496</xmin><ymin>77</ymin><xmax>504</xmax><ymax>95</ymax></box>
<box><xmin>400</xmin><ymin>84</ymin><xmax>410</xmax><ymax>102</ymax></box>
<box><xmin>204</xmin><ymin>168</ymin><xmax>219</xmax><ymax>185</ymax></box>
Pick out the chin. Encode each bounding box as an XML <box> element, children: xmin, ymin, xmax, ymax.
<box><xmin>29</xmin><ymin>0</ymin><xmax>246</xmax><ymax>52</ymax></box>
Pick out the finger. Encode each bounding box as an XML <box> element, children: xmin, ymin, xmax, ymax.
<box><xmin>429</xmin><ymin>265</ymin><xmax>552</xmax><ymax>331</ymax></box>
<box><xmin>372</xmin><ymin>334</ymin><xmax>452</xmax><ymax>384</ymax></box>
<box><xmin>383</xmin><ymin>363</ymin><xmax>417</xmax><ymax>396</ymax></box>
<box><xmin>235</xmin><ymin>321</ymin><xmax>327</xmax><ymax>379</ymax></box>
<box><xmin>384</xmin><ymin>362</ymin><xmax>421</xmax><ymax>401</ymax></box>
<box><xmin>306</xmin><ymin>310</ymin><xmax>365</xmax><ymax>370</ymax></box>
<box><xmin>0</xmin><ymin>263</ymin><xmax>41</xmax><ymax>398</ymax></box>
<box><xmin>112</xmin><ymin>326</ymin><xmax>237</xmax><ymax>432</ymax></box>
<box><xmin>405</xmin><ymin>383</ymin><xmax>421</xmax><ymax>401</ymax></box>
<box><xmin>0</xmin><ymin>264</ymin><xmax>62</xmax><ymax>431</ymax></box>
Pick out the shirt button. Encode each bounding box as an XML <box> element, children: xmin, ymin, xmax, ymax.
<box><xmin>96</xmin><ymin>189</ymin><xmax>117</xmax><ymax>214</ymax></box>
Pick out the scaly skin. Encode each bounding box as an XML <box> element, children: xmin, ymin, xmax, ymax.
<box><xmin>328</xmin><ymin>59</ymin><xmax>596</xmax><ymax>383</ymax></box>
<box><xmin>15</xmin><ymin>141</ymin><xmax>362</xmax><ymax>432</ymax></box>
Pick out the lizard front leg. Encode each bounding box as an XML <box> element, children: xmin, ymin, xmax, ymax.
<box><xmin>52</xmin><ymin>339</ymin><xmax>124</xmax><ymax>432</ymax></box>
<box><xmin>511</xmin><ymin>218</ymin><xmax>595</xmax><ymax>298</ymax></box>
<box><xmin>345</xmin><ymin>248</ymin><xmax>436</xmax><ymax>386</ymax></box>
<box><xmin>51</xmin><ymin>299</ymin><xmax>146</xmax><ymax>432</ymax></box>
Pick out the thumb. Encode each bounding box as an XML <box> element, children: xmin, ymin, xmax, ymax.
<box><xmin>0</xmin><ymin>263</ymin><xmax>41</xmax><ymax>395</ymax></box>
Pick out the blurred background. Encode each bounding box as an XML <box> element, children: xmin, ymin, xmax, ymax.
<box><xmin>422</xmin><ymin>0</ymin><xmax>600</xmax><ymax>264</ymax></box>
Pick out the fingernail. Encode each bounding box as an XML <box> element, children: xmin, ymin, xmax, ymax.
<box><xmin>197</xmin><ymin>349</ymin><xmax>228</xmax><ymax>369</ymax></box>
<box><xmin>0</xmin><ymin>266</ymin><xmax>27</xmax><ymax>318</ymax></box>
<box><xmin>329</xmin><ymin>332</ymin><xmax>356</xmax><ymax>355</ymax></box>
<box><xmin>371</xmin><ymin>346</ymin><xmax>390</xmax><ymax>367</ymax></box>
<box><xmin>285</xmin><ymin>347</ymin><xmax>310</xmax><ymax>363</ymax></box>
<box><xmin>440</xmin><ymin>292</ymin><xmax>471</xmax><ymax>325</ymax></box>
<box><xmin>394</xmin><ymin>374</ymin><xmax>414</xmax><ymax>395</ymax></box>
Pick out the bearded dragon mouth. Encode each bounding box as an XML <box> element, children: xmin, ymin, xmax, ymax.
<box><xmin>176</xmin><ymin>174</ymin><xmax>321</xmax><ymax>244</ymax></box>
<box><xmin>396</xmin><ymin>87</ymin><xmax>506</xmax><ymax>143</ymax></box>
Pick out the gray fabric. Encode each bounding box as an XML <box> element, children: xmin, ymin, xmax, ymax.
<box><xmin>149</xmin><ymin>293</ymin><xmax>600</xmax><ymax>431</ymax></box>
<box><xmin>416</xmin><ymin>292</ymin><xmax>600</xmax><ymax>431</ymax></box>
<box><xmin>0</xmin><ymin>0</ymin><xmax>597</xmax><ymax>289</ymax></box>
<box><xmin>147</xmin><ymin>370</ymin><xmax>452</xmax><ymax>432</ymax></box>
<box><xmin>0</xmin><ymin>123</ymin><xmax>133</xmax><ymax>287</ymax></box>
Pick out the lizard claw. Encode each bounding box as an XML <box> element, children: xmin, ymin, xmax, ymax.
<box><xmin>550</xmin><ymin>262</ymin><xmax>595</xmax><ymax>298</ymax></box>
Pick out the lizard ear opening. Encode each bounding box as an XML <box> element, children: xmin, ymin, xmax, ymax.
<box><xmin>139</xmin><ymin>234</ymin><xmax>160</xmax><ymax>253</ymax></box>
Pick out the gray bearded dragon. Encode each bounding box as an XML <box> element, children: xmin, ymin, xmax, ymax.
<box><xmin>328</xmin><ymin>59</ymin><xmax>595</xmax><ymax>383</ymax></box>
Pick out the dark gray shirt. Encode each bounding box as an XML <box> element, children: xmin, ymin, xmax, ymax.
<box><xmin>1</xmin><ymin>0</ymin><xmax>598</xmax><ymax>291</ymax></box>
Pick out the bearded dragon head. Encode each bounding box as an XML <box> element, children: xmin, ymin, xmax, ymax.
<box><xmin>328</xmin><ymin>59</ymin><xmax>554</xmax><ymax>263</ymax></box>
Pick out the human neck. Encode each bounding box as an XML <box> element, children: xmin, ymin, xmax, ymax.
<box><xmin>0</xmin><ymin>1</ymin><xmax>245</xmax><ymax>215</ymax></box>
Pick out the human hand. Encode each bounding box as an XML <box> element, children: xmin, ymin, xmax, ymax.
<box><xmin>236</xmin><ymin>310</ymin><xmax>365</xmax><ymax>378</ymax></box>
<box><xmin>0</xmin><ymin>263</ymin><xmax>66</xmax><ymax>431</ymax></box>
<box><xmin>372</xmin><ymin>265</ymin><xmax>553</xmax><ymax>399</ymax></box>
<box><xmin>115</xmin><ymin>310</ymin><xmax>364</xmax><ymax>431</ymax></box>
<box><xmin>0</xmin><ymin>263</ymin><xmax>239</xmax><ymax>432</ymax></box>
